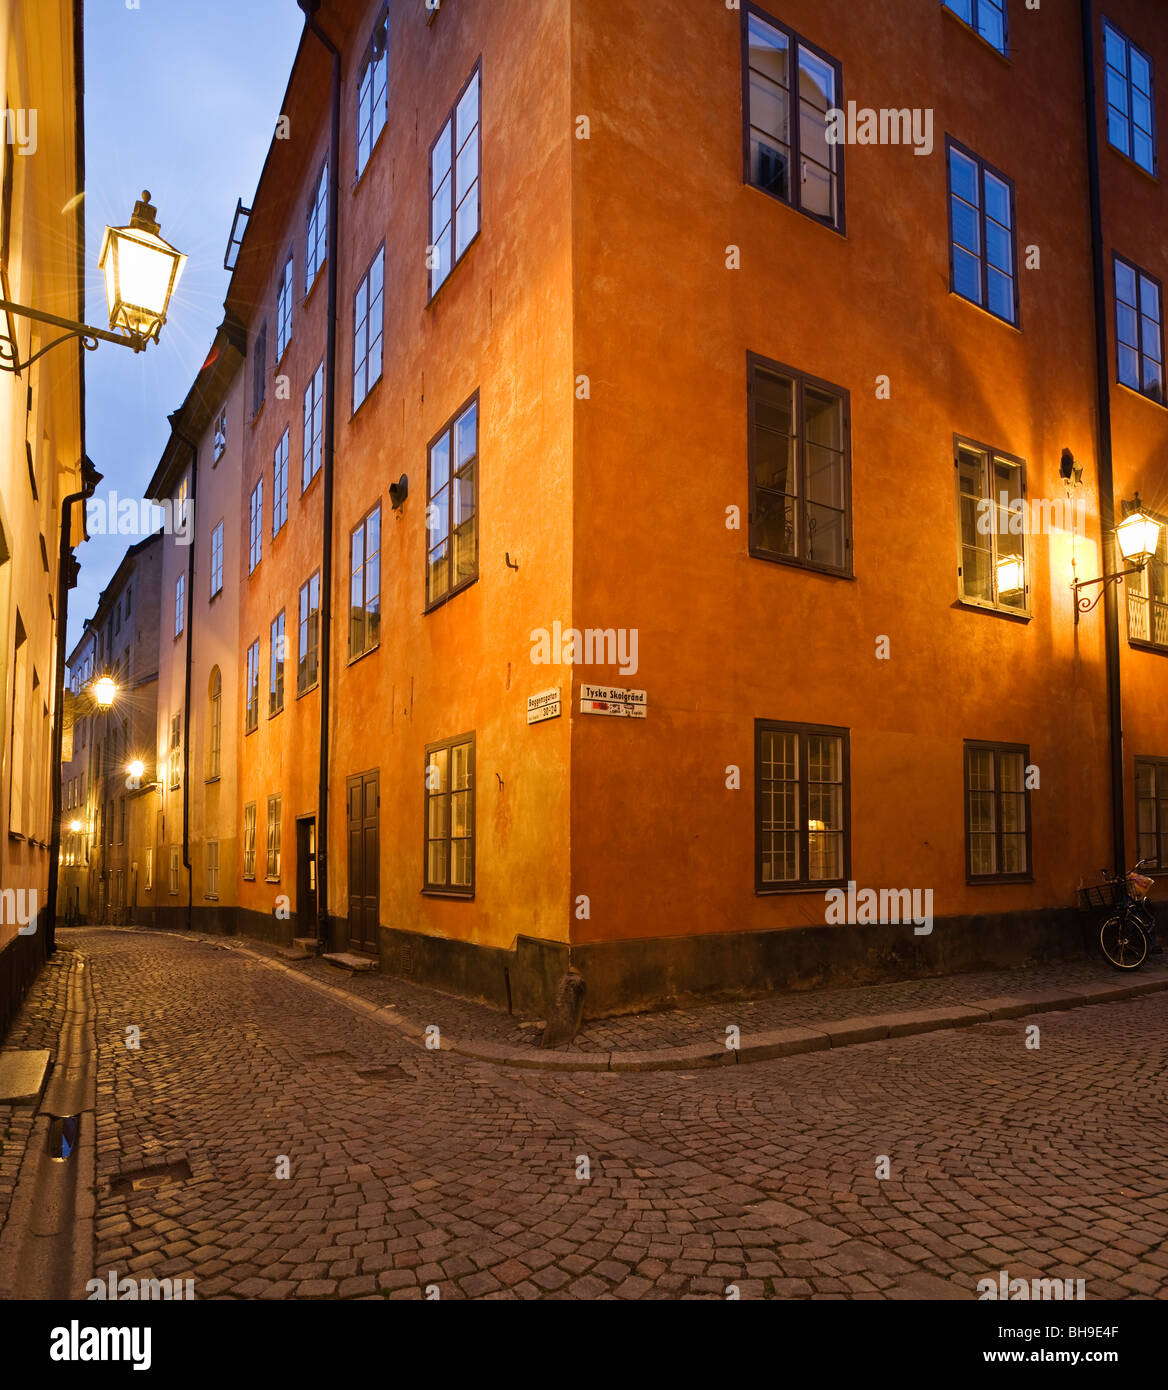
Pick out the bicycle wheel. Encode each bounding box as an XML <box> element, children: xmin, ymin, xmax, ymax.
<box><xmin>1099</xmin><ymin>912</ymin><xmax>1149</xmax><ymax>970</ymax></box>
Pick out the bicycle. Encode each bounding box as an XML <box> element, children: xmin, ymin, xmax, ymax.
<box><xmin>1078</xmin><ymin>858</ymin><xmax>1157</xmax><ymax>970</ymax></box>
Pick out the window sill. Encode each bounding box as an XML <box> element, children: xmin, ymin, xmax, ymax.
<box><xmin>949</xmin><ymin>288</ymin><xmax>1022</xmax><ymax>333</ymax></box>
<box><xmin>296</xmin><ymin>680</ymin><xmax>320</xmax><ymax>701</ymax></box>
<box><xmin>243</xmin><ymin>874</ymin><xmax>256</xmax><ymax>882</ymax></box>
<box><xmin>346</xmin><ymin>642</ymin><xmax>381</xmax><ymax>669</ymax></box>
<box><xmin>269</xmin><ymin>707</ymin><xmax>284</xmax><ymax>720</ymax></box>
<box><xmin>422</xmin><ymin>887</ymin><xmax>475</xmax><ymax>900</ymax></box>
<box><xmin>966</xmin><ymin>874</ymin><xmax>1034</xmax><ymax>887</ymax></box>
<box><xmin>940</xmin><ymin>3</ymin><xmax>1011</xmax><ymax>65</ymax></box>
<box><xmin>954</xmin><ymin>597</ymin><xmax>1032</xmax><ymax>623</ymax></box>
<box><xmin>427</xmin><ymin>231</ymin><xmax>481</xmax><ymax>307</ymax></box>
<box><xmin>744</xmin><ymin>180</ymin><xmax>846</xmax><ymax>239</ymax></box>
<box><xmin>244</xmin><ymin>724</ymin><xmax>258</xmax><ymax>737</ymax></box>
<box><xmin>265</xmin><ymin>876</ymin><xmax>281</xmax><ymax>884</ymax></box>
<box><xmin>353</xmin><ymin>125</ymin><xmax>387</xmax><ymax>195</ymax></box>
<box><xmin>424</xmin><ymin>573</ymin><xmax>479</xmax><ymax>615</ymax></box>
<box><xmin>756</xmin><ymin>881</ymin><xmax>848</xmax><ymax>896</ymax></box>
<box><xmin>204</xmin><ymin>776</ymin><xmax>221</xmax><ymax>786</ymax></box>
<box><xmin>748</xmin><ymin>548</ymin><xmax>854</xmax><ymax>581</ymax></box>
<box><xmin>204</xmin><ymin>894</ymin><xmax>219</xmax><ymax>902</ymax></box>
<box><xmin>1116</xmin><ymin>380</ymin><xmax>1167</xmax><ymax>411</ymax></box>
<box><xmin>251</xmin><ymin>400</ymin><xmax>266</xmax><ymax>429</ymax></box>
<box><xmin>209</xmin><ymin>588</ymin><xmax>223</xmax><ymax>605</ymax></box>
<box><xmin>304</xmin><ymin>262</ymin><xmax>326</xmax><ymax>306</ymax></box>
<box><xmin>301</xmin><ymin>467</ymin><xmax>322</xmax><ymax>500</ymax></box>
<box><xmin>1107</xmin><ymin>142</ymin><xmax>1159</xmax><ymax>186</ymax></box>
<box><xmin>351</xmin><ymin>371</ymin><xmax>384</xmax><ymax>422</ymax></box>
<box><xmin>1127</xmin><ymin>638</ymin><xmax>1168</xmax><ymax>658</ymax></box>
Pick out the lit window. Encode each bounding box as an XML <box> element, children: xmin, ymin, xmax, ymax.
<box><xmin>1135</xmin><ymin>758</ymin><xmax>1168</xmax><ymax>869</ymax></box>
<box><xmin>955</xmin><ymin>438</ymin><xmax>1028</xmax><ymax>614</ymax></box>
<box><xmin>756</xmin><ymin>721</ymin><xmax>849</xmax><ymax>890</ymax></box>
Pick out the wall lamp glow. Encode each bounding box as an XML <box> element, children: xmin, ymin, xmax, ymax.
<box><xmin>1073</xmin><ymin>494</ymin><xmax>1162</xmax><ymax>623</ymax></box>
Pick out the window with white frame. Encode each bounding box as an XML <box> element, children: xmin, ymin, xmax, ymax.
<box><xmin>245</xmin><ymin>639</ymin><xmax>260</xmax><ymax>734</ymax></box>
<box><xmin>429</xmin><ymin>65</ymin><xmax>480</xmax><ymax>297</ymax></box>
<box><xmin>356</xmin><ymin>8</ymin><xmax>389</xmax><ymax>179</ymax></box>
<box><xmin>349</xmin><ymin>504</ymin><xmax>381</xmax><ymax>659</ymax></box>
<box><xmin>298</xmin><ymin>571</ymin><xmax>320</xmax><ymax>694</ymax></box>
<box><xmin>249</xmin><ymin>479</ymin><xmax>263</xmax><ymax>573</ymax></box>
<box><xmin>210</xmin><ymin>521</ymin><xmax>224</xmax><ymax>598</ymax></box>
<box><xmin>353</xmin><ymin>246</ymin><xmax>385</xmax><ymax>411</ymax></box>
<box><xmin>276</xmin><ymin>253</ymin><xmax>293</xmax><ymax>360</ymax></box>
<box><xmin>266</xmin><ymin>793</ymin><xmax>282</xmax><ymax>879</ymax></box>
<box><xmin>303</xmin><ymin>362</ymin><xmax>324</xmax><ymax>490</ymax></box>
<box><xmin>273</xmin><ymin>430</ymin><xmax>289</xmax><ymax>533</ymax></box>
<box><xmin>213</xmin><ymin>407</ymin><xmax>227</xmax><ymax>463</ymax></box>
<box><xmin>270</xmin><ymin>610</ymin><xmax>286</xmax><ymax>715</ymax></box>
<box><xmin>174</xmin><ymin>572</ymin><xmax>185</xmax><ymax>637</ymax></box>
<box><xmin>306</xmin><ymin>162</ymin><xmax>328</xmax><ymax>290</ymax></box>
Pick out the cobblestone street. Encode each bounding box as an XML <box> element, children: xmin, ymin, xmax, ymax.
<box><xmin>5</xmin><ymin>928</ymin><xmax>1168</xmax><ymax>1300</ymax></box>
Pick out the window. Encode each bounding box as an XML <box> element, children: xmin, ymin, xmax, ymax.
<box><xmin>8</xmin><ymin>622</ymin><xmax>26</xmax><ymax>835</ymax></box>
<box><xmin>245</xmin><ymin>640</ymin><xmax>260</xmax><ymax>734</ymax></box>
<box><xmin>270</xmin><ymin>610</ymin><xmax>286</xmax><ymax>715</ymax></box>
<box><xmin>168</xmin><ymin>713</ymin><xmax>181</xmax><ymax>789</ymax></box>
<box><xmin>266</xmin><ymin>794</ymin><xmax>282</xmax><ymax>879</ymax></box>
<box><xmin>955</xmin><ymin>438</ymin><xmax>1028</xmax><ymax>614</ymax></box>
<box><xmin>943</xmin><ymin>0</ymin><xmax>1007</xmax><ymax>55</ymax></box>
<box><xmin>144</xmin><ymin>847</ymin><xmax>153</xmax><ymax>894</ymax></box>
<box><xmin>353</xmin><ymin>246</ymin><xmax>385</xmax><ymax>410</ymax></box>
<box><xmin>213</xmin><ymin>408</ymin><xmax>227</xmax><ymax>463</ymax></box>
<box><xmin>174</xmin><ymin>573</ymin><xmax>185</xmax><ymax>637</ymax></box>
<box><xmin>303</xmin><ymin>362</ymin><xmax>324</xmax><ymax>490</ymax></box>
<box><xmin>208</xmin><ymin>667</ymin><xmax>222</xmax><ymax>779</ymax></box>
<box><xmin>747</xmin><ymin>356</ymin><xmax>850</xmax><ymax>574</ymax></box>
<box><xmin>210</xmin><ymin>522</ymin><xmax>224</xmax><ymax>598</ymax></box>
<box><xmin>1126</xmin><ymin>509</ymin><xmax>1168</xmax><ymax>649</ymax></box>
<box><xmin>252</xmin><ymin>320</ymin><xmax>267</xmax><ymax>416</ymax></box>
<box><xmin>169</xmin><ymin>847</ymin><xmax>180</xmax><ymax>895</ymax></box>
<box><xmin>947</xmin><ymin>139</ymin><xmax>1018</xmax><ymax>325</ymax></box>
<box><xmin>755</xmin><ymin>721</ymin><xmax>849</xmax><ymax>891</ymax></box>
<box><xmin>965</xmin><ymin>741</ymin><xmax>1031</xmax><ymax>880</ymax></box>
<box><xmin>1104</xmin><ymin>21</ymin><xmax>1156</xmax><ymax>176</ymax></box>
<box><xmin>275</xmin><ymin>254</ymin><xmax>293</xmax><ymax>361</ymax></box>
<box><xmin>1136</xmin><ymin>758</ymin><xmax>1168</xmax><ymax>870</ymax></box>
<box><xmin>205</xmin><ymin>840</ymin><xmax>220</xmax><ymax>898</ymax></box>
<box><xmin>425</xmin><ymin>733</ymin><xmax>475</xmax><ymax>894</ymax></box>
<box><xmin>249</xmin><ymin>479</ymin><xmax>263</xmax><ymax>573</ymax></box>
<box><xmin>349</xmin><ymin>504</ymin><xmax>381</xmax><ymax>659</ymax></box>
<box><xmin>426</xmin><ymin>395</ymin><xmax>478</xmax><ymax>606</ymax></box>
<box><xmin>114</xmin><ymin>602</ymin><xmax>121</xmax><ymax>636</ymax></box>
<box><xmin>298</xmin><ymin>571</ymin><xmax>321</xmax><ymax>694</ymax></box>
<box><xmin>742</xmin><ymin>8</ymin><xmax>843</xmax><ymax>231</ymax></box>
<box><xmin>243</xmin><ymin>802</ymin><xmax>257</xmax><ymax>880</ymax></box>
<box><xmin>273</xmin><ymin>430</ymin><xmax>290</xmax><ymax>533</ymax></box>
<box><xmin>429</xmin><ymin>64</ymin><xmax>481</xmax><ymax>296</ymax></box>
<box><xmin>306</xmin><ymin>162</ymin><xmax>328</xmax><ymax>290</ymax></box>
<box><xmin>1114</xmin><ymin>256</ymin><xmax>1164</xmax><ymax>404</ymax></box>
<box><xmin>356</xmin><ymin>7</ymin><xmax>389</xmax><ymax>179</ymax></box>
<box><xmin>125</xmin><ymin>586</ymin><xmax>131</xmax><ymax>617</ymax></box>
<box><xmin>118</xmin><ymin>796</ymin><xmax>126</xmax><ymax>845</ymax></box>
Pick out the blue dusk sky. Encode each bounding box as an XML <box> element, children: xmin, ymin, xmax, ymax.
<box><xmin>73</xmin><ymin>0</ymin><xmax>304</xmax><ymax>649</ymax></box>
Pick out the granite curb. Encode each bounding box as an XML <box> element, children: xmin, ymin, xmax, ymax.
<box><xmin>149</xmin><ymin>931</ymin><xmax>1168</xmax><ymax>1074</ymax></box>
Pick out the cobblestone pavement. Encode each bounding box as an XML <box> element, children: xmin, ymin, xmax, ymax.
<box><xmin>215</xmin><ymin>931</ymin><xmax>1159</xmax><ymax>1053</ymax></box>
<box><xmin>49</xmin><ymin>928</ymin><xmax>1168</xmax><ymax>1299</ymax></box>
<box><xmin>0</xmin><ymin>948</ymin><xmax>74</xmax><ymax>1243</ymax></box>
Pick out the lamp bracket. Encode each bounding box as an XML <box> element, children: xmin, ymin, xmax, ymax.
<box><xmin>1072</xmin><ymin>564</ymin><xmax>1147</xmax><ymax>622</ymax></box>
<box><xmin>0</xmin><ymin>297</ymin><xmax>147</xmax><ymax>376</ymax></box>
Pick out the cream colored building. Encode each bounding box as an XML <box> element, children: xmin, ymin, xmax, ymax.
<box><xmin>0</xmin><ymin>0</ymin><xmax>85</xmax><ymax>1032</ymax></box>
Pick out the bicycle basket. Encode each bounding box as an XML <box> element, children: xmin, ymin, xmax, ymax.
<box><xmin>1128</xmin><ymin>872</ymin><xmax>1155</xmax><ymax>899</ymax></box>
<box><xmin>1077</xmin><ymin>880</ymin><xmax>1124</xmax><ymax>910</ymax></box>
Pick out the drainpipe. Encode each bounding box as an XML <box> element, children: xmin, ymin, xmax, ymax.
<box><xmin>172</xmin><ymin>427</ymin><xmax>199</xmax><ymax>932</ymax></box>
<box><xmin>298</xmin><ymin>0</ymin><xmax>340</xmax><ymax>948</ymax></box>
<box><xmin>46</xmin><ymin>1</ymin><xmax>91</xmax><ymax>957</ymax></box>
<box><xmin>1080</xmin><ymin>0</ymin><xmax>1126</xmax><ymax>874</ymax></box>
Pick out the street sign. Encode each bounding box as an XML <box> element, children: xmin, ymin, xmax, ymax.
<box><xmin>527</xmin><ymin>688</ymin><xmax>562</xmax><ymax>724</ymax></box>
<box><xmin>579</xmin><ymin>684</ymin><xmax>647</xmax><ymax>718</ymax></box>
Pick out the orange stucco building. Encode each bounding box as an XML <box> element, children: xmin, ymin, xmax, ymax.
<box><xmin>109</xmin><ymin>0</ymin><xmax>1167</xmax><ymax>1017</ymax></box>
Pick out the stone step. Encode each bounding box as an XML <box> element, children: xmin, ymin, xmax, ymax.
<box><xmin>321</xmin><ymin>952</ymin><xmax>376</xmax><ymax>973</ymax></box>
<box><xmin>0</xmin><ymin>1049</ymin><xmax>51</xmax><ymax>1105</ymax></box>
<box><xmin>293</xmin><ymin>937</ymin><xmax>321</xmax><ymax>954</ymax></box>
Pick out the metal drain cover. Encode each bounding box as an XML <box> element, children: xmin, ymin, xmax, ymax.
<box><xmin>110</xmin><ymin>1159</ymin><xmax>192</xmax><ymax>1195</ymax></box>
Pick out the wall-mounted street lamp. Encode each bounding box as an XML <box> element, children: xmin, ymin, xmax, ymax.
<box><xmin>68</xmin><ymin>820</ymin><xmax>82</xmax><ymax>835</ymax></box>
<box><xmin>92</xmin><ymin>676</ymin><xmax>117</xmax><ymax>710</ymax></box>
<box><xmin>127</xmin><ymin>760</ymin><xmax>145</xmax><ymax>780</ymax></box>
<box><xmin>0</xmin><ymin>191</ymin><xmax>186</xmax><ymax>374</ymax></box>
<box><xmin>1073</xmin><ymin>494</ymin><xmax>1162</xmax><ymax>623</ymax></box>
